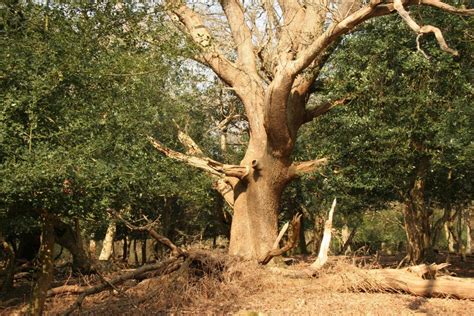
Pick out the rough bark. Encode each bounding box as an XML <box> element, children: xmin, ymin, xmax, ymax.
<box><xmin>29</xmin><ymin>213</ymin><xmax>55</xmax><ymax>316</ymax></box>
<box><xmin>229</xmin><ymin>153</ymin><xmax>292</xmax><ymax>259</ymax></box>
<box><xmin>364</xmin><ymin>266</ymin><xmax>474</xmax><ymax>300</ymax></box>
<box><xmin>99</xmin><ymin>220</ymin><xmax>116</xmax><ymax>261</ymax></box>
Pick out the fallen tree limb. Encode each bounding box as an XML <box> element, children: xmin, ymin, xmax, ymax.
<box><xmin>59</xmin><ymin>257</ymin><xmax>183</xmax><ymax>315</ymax></box>
<box><xmin>363</xmin><ymin>268</ymin><xmax>474</xmax><ymax>299</ymax></box>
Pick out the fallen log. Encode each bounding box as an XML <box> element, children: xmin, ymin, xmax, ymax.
<box><xmin>363</xmin><ymin>268</ymin><xmax>474</xmax><ymax>300</ymax></box>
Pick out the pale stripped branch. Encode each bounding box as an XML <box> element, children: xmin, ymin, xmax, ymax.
<box><xmin>311</xmin><ymin>198</ymin><xmax>337</xmax><ymax>270</ymax></box>
<box><xmin>148</xmin><ymin>136</ymin><xmax>250</xmax><ymax>180</ymax></box>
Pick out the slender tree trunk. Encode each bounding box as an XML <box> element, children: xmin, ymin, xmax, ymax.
<box><xmin>229</xmin><ymin>153</ymin><xmax>290</xmax><ymax>259</ymax></box>
<box><xmin>313</xmin><ymin>214</ymin><xmax>325</xmax><ymax>255</ymax></box>
<box><xmin>133</xmin><ymin>239</ymin><xmax>139</xmax><ymax>266</ymax></box>
<box><xmin>467</xmin><ymin>209</ymin><xmax>472</xmax><ymax>255</ymax></box>
<box><xmin>298</xmin><ymin>215</ymin><xmax>308</xmax><ymax>255</ymax></box>
<box><xmin>141</xmin><ymin>239</ymin><xmax>147</xmax><ymax>265</ymax></box>
<box><xmin>122</xmin><ymin>236</ymin><xmax>128</xmax><ymax>261</ymax></box>
<box><xmin>0</xmin><ymin>237</ymin><xmax>15</xmax><ymax>293</ymax></box>
<box><xmin>99</xmin><ymin>220</ymin><xmax>116</xmax><ymax>261</ymax></box>
<box><xmin>341</xmin><ymin>225</ymin><xmax>357</xmax><ymax>255</ymax></box>
<box><xmin>29</xmin><ymin>213</ymin><xmax>55</xmax><ymax>316</ymax></box>
<box><xmin>403</xmin><ymin>155</ymin><xmax>434</xmax><ymax>264</ymax></box>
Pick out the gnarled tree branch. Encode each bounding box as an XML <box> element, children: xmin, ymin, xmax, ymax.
<box><xmin>394</xmin><ymin>0</ymin><xmax>459</xmax><ymax>56</ymax></box>
<box><xmin>166</xmin><ymin>1</ymin><xmax>245</xmax><ymax>88</ymax></box>
<box><xmin>259</xmin><ymin>214</ymin><xmax>302</xmax><ymax>265</ymax></box>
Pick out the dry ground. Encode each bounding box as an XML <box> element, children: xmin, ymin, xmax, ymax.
<box><xmin>1</xmin><ymin>252</ymin><xmax>473</xmax><ymax>315</ymax></box>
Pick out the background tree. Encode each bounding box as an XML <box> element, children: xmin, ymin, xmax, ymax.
<box><xmin>298</xmin><ymin>9</ymin><xmax>473</xmax><ymax>263</ymax></box>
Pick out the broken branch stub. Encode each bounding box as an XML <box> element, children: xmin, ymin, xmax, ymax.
<box><xmin>311</xmin><ymin>198</ymin><xmax>337</xmax><ymax>270</ymax></box>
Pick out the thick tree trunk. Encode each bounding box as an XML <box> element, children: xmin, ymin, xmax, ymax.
<box><xmin>29</xmin><ymin>213</ymin><xmax>55</xmax><ymax>316</ymax></box>
<box><xmin>229</xmin><ymin>154</ymin><xmax>290</xmax><ymax>259</ymax></box>
<box><xmin>403</xmin><ymin>155</ymin><xmax>434</xmax><ymax>264</ymax></box>
<box><xmin>53</xmin><ymin>218</ymin><xmax>93</xmax><ymax>274</ymax></box>
<box><xmin>99</xmin><ymin>220</ymin><xmax>116</xmax><ymax>261</ymax></box>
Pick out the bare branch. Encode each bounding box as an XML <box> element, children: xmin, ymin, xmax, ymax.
<box><xmin>110</xmin><ymin>210</ymin><xmax>185</xmax><ymax>257</ymax></box>
<box><xmin>148</xmin><ymin>136</ymin><xmax>252</xmax><ymax>180</ymax></box>
<box><xmin>290</xmin><ymin>2</ymin><xmax>393</xmax><ymax>76</ymax></box>
<box><xmin>420</xmin><ymin>0</ymin><xmax>474</xmax><ymax>15</ymax></box>
<box><xmin>394</xmin><ymin>0</ymin><xmax>459</xmax><ymax>56</ymax></box>
<box><xmin>290</xmin><ymin>0</ymin><xmax>473</xmax><ymax>75</ymax></box>
<box><xmin>304</xmin><ymin>96</ymin><xmax>352</xmax><ymax>122</ymax></box>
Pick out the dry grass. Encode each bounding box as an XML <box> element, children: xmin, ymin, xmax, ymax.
<box><xmin>2</xmin><ymin>251</ymin><xmax>473</xmax><ymax>315</ymax></box>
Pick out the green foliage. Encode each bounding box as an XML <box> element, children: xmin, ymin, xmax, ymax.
<box><xmin>287</xmin><ymin>9</ymin><xmax>472</xmax><ymax>249</ymax></box>
<box><xmin>0</xmin><ymin>2</ymin><xmax>217</xmax><ymax>239</ymax></box>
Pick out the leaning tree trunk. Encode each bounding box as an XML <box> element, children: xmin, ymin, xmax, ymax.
<box><xmin>29</xmin><ymin>213</ymin><xmax>55</xmax><ymax>316</ymax></box>
<box><xmin>53</xmin><ymin>218</ymin><xmax>93</xmax><ymax>274</ymax></box>
<box><xmin>99</xmin><ymin>220</ymin><xmax>116</xmax><ymax>261</ymax></box>
<box><xmin>403</xmin><ymin>155</ymin><xmax>434</xmax><ymax>264</ymax></box>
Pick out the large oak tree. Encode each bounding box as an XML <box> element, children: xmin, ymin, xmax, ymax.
<box><xmin>153</xmin><ymin>0</ymin><xmax>473</xmax><ymax>260</ymax></box>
